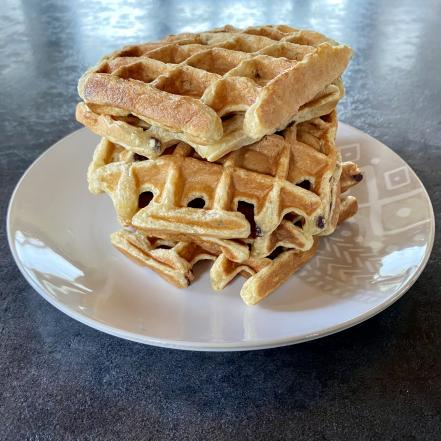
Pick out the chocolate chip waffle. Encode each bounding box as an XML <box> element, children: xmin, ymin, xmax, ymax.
<box><xmin>211</xmin><ymin>192</ymin><xmax>358</xmax><ymax>304</ymax></box>
<box><xmin>88</xmin><ymin>111</ymin><xmax>362</xmax><ymax>262</ymax></box>
<box><xmin>111</xmin><ymin>191</ymin><xmax>358</xmax><ymax>305</ymax></box>
<box><xmin>77</xmin><ymin>25</ymin><xmax>351</xmax><ymax>160</ymax></box>
<box><xmin>110</xmin><ymin>182</ymin><xmax>359</xmax><ymax>305</ymax></box>
<box><xmin>78</xmin><ymin>24</ymin><xmax>362</xmax><ymax>305</ymax></box>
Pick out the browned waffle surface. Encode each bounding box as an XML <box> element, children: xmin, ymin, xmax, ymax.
<box><xmin>77</xmin><ymin>25</ymin><xmax>351</xmax><ymax>160</ymax></box>
<box><xmin>87</xmin><ymin>111</ymin><xmax>361</xmax><ymax>263</ymax></box>
<box><xmin>110</xmin><ymin>192</ymin><xmax>359</xmax><ymax>305</ymax></box>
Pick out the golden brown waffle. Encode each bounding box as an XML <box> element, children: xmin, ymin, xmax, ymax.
<box><xmin>112</xmin><ymin>227</ymin><xmax>319</xmax><ymax>305</ymax></box>
<box><xmin>88</xmin><ymin>139</ymin><xmax>250</xmax><ymax>261</ymax></box>
<box><xmin>211</xmin><ymin>193</ymin><xmax>358</xmax><ymax>304</ymax></box>
<box><xmin>111</xmin><ymin>229</ymin><xmax>217</xmax><ymax>288</ymax></box>
<box><xmin>88</xmin><ymin>112</ymin><xmax>361</xmax><ymax>262</ymax></box>
<box><xmin>341</xmin><ymin>161</ymin><xmax>363</xmax><ymax>192</ymax></box>
<box><xmin>76</xmin><ymin>80</ymin><xmax>343</xmax><ymax>161</ymax></box>
<box><xmin>110</xmin><ymin>190</ymin><xmax>358</xmax><ymax>305</ymax></box>
<box><xmin>212</xmin><ymin>239</ymin><xmax>319</xmax><ymax>304</ymax></box>
<box><xmin>77</xmin><ymin>25</ymin><xmax>351</xmax><ymax>160</ymax></box>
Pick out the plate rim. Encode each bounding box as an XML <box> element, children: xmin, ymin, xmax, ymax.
<box><xmin>6</xmin><ymin>126</ymin><xmax>436</xmax><ymax>351</ymax></box>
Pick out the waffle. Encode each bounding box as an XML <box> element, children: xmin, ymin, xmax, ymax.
<box><xmin>110</xmin><ymin>229</ymin><xmax>217</xmax><ymax>288</ymax></box>
<box><xmin>213</xmin><ymin>239</ymin><xmax>320</xmax><ymax>304</ymax></box>
<box><xmin>111</xmin><ymin>227</ymin><xmax>319</xmax><ymax>304</ymax></box>
<box><xmin>75</xmin><ymin>80</ymin><xmax>343</xmax><ymax>161</ymax></box>
<box><xmin>111</xmin><ymin>193</ymin><xmax>358</xmax><ymax>305</ymax></box>
<box><xmin>88</xmin><ymin>110</ymin><xmax>363</xmax><ymax>262</ymax></box>
<box><xmin>212</xmin><ymin>193</ymin><xmax>358</xmax><ymax>304</ymax></box>
<box><xmin>77</xmin><ymin>25</ymin><xmax>351</xmax><ymax>160</ymax></box>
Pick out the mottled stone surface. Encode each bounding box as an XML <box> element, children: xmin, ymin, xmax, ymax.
<box><xmin>1</xmin><ymin>0</ymin><xmax>440</xmax><ymax>440</ymax></box>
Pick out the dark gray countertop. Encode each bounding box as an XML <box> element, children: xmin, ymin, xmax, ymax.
<box><xmin>1</xmin><ymin>0</ymin><xmax>440</xmax><ymax>439</ymax></box>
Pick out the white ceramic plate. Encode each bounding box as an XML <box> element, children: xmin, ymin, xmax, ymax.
<box><xmin>7</xmin><ymin>125</ymin><xmax>435</xmax><ymax>351</ymax></box>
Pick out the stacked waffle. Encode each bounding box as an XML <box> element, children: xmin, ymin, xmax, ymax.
<box><xmin>76</xmin><ymin>25</ymin><xmax>363</xmax><ymax>305</ymax></box>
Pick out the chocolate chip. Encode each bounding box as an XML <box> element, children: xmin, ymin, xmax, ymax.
<box><xmin>353</xmin><ymin>173</ymin><xmax>363</xmax><ymax>182</ymax></box>
<box><xmin>133</xmin><ymin>153</ymin><xmax>148</xmax><ymax>161</ymax></box>
<box><xmin>316</xmin><ymin>215</ymin><xmax>325</xmax><ymax>229</ymax></box>
<box><xmin>149</xmin><ymin>137</ymin><xmax>161</xmax><ymax>153</ymax></box>
<box><xmin>255</xmin><ymin>226</ymin><xmax>263</xmax><ymax>237</ymax></box>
